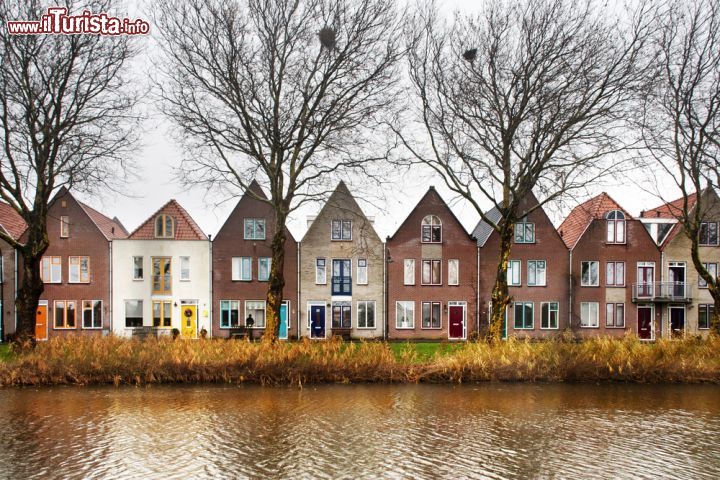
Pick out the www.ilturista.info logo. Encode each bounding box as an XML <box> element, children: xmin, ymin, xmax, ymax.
<box><xmin>7</xmin><ymin>7</ymin><xmax>150</xmax><ymax>35</ymax></box>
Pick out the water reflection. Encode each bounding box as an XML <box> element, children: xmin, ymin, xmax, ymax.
<box><xmin>0</xmin><ymin>384</ymin><xmax>718</xmax><ymax>479</ymax></box>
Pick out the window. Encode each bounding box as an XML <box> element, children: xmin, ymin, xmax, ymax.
<box><xmin>514</xmin><ymin>217</ymin><xmax>535</xmax><ymax>243</ymax></box>
<box><xmin>125</xmin><ymin>300</ymin><xmax>143</xmax><ymax>328</ymax></box>
<box><xmin>82</xmin><ymin>300</ymin><xmax>102</xmax><ymax>329</ymax></box>
<box><xmin>606</xmin><ymin>210</ymin><xmax>626</xmax><ymax>243</ymax></box>
<box><xmin>422</xmin><ymin>259</ymin><xmax>442</xmax><ymax>285</ymax></box>
<box><xmin>68</xmin><ymin>256</ymin><xmax>90</xmax><ymax>283</ymax></box>
<box><xmin>357</xmin><ymin>301</ymin><xmax>376</xmax><ymax>329</ymax></box>
<box><xmin>581</xmin><ymin>261</ymin><xmax>599</xmax><ymax>286</ymax></box>
<box><xmin>448</xmin><ymin>259</ymin><xmax>459</xmax><ymax>286</ymax></box>
<box><xmin>244</xmin><ymin>218</ymin><xmax>266</xmax><ymax>240</ymax></box>
<box><xmin>220</xmin><ymin>300</ymin><xmax>240</xmax><ymax>328</ymax></box>
<box><xmin>421</xmin><ymin>215</ymin><xmax>442</xmax><ymax>243</ymax></box>
<box><xmin>180</xmin><ymin>256</ymin><xmax>190</xmax><ymax>281</ymax></box>
<box><xmin>133</xmin><ymin>256</ymin><xmax>143</xmax><ymax>280</ymax></box>
<box><xmin>331</xmin><ymin>219</ymin><xmax>352</xmax><ymax>240</ymax></box>
<box><xmin>606</xmin><ymin>303</ymin><xmax>625</xmax><ymax>328</ymax></box>
<box><xmin>60</xmin><ymin>216</ymin><xmax>69</xmax><ymax>238</ymax></box>
<box><xmin>332</xmin><ymin>259</ymin><xmax>352</xmax><ymax>295</ymax></box>
<box><xmin>541</xmin><ymin>302</ymin><xmax>559</xmax><ymax>329</ymax></box>
<box><xmin>258</xmin><ymin>257</ymin><xmax>271</xmax><ymax>281</ymax></box>
<box><xmin>41</xmin><ymin>256</ymin><xmax>62</xmax><ymax>283</ymax></box>
<box><xmin>507</xmin><ymin>260</ymin><xmax>521</xmax><ymax>286</ymax></box>
<box><xmin>154</xmin><ymin>214</ymin><xmax>175</xmax><ymax>238</ymax></box>
<box><xmin>699</xmin><ymin>263</ymin><xmax>718</xmax><ymax>288</ymax></box>
<box><xmin>403</xmin><ymin>259</ymin><xmax>415</xmax><ymax>285</ymax></box>
<box><xmin>513</xmin><ymin>302</ymin><xmax>534</xmax><ymax>329</ymax></box>
<box><xmin>315</xmin><ymin>258</ymin><xmax>326</xmax><ymax>284</ymax></box>
<box><xmin>527</xmin><ymin>260</ymin><xmax>546</xmax><ymax>286</ymax></box>
<box><xmin>332</xmin><ymin>301</ymin><xmax>352</xmax><ymax>328</ymax></box>
<box><xmin>232</xmin><ymin>257</ymin><xmax>252</xmax><ymax>281</ymax></box>
<box><xmin>422</xmin><ymin>301</ymin><xmax>442</xmax><ymax>329</ymax></box>
<box><xmin>152</xmin><ymin>257</ymin><xmax>172</xmax><ymax>293</ymax></box>
<box><xmin>606</xmin><ymin>261</ymin><xmax>625</xmax><ymax>287</ymax></box>
<box><xmin>396</xmin><ymin>301</ymin><xmax>415</xmax><ymax>329</ymax></box>
<box><xmin>152</xmin><ymin>301</ymin><xmax>172</xmax><ymax>328</ymax></box>
<box><xmin>580</xmin><ymin>302</ymin><xmax>599</xmax><ymax>327</ymax></box>
<box><xmin>700</xmin><ymin>222</ymin><xmax>719</xmax><ymax>245</ymax></box>
<box><xmin>357</xmin><ymin>258</ymin><xmax>368</xmax><ymax>285</ymax></box>
<box><xmin>246</xmin><ymin>300</ymin><xmax>266</xmax><ymax>328</ymax></box>
<box><xmin>699</xmin><ymin>304</ymin><xmax>714</xmax><ymax>330</ymax></box>
<box><xmin>54</xmin><ymin>300</ymin><xmax>76</xmax><ymax>329</ymax></box>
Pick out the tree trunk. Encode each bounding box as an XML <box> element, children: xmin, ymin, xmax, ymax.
<box><xmin>14</xmin><ymin>220</ymin><xmax>49</xmax><ymax>343</ymax></box>
<box><xmin>263</xmin><ymin>212</ymin><xmax>287</xmax><ymax>343</ymax></box>
<box><xmin>488</xmin><ymin>223</ymin><xmax>514</xmax><ymax>342</ymax></box>
<box><xmin>689</xmin><ymin>237</ymin><xmax>720</xmax><ymax>334</ymax></box>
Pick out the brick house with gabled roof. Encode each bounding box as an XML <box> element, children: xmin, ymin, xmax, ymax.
<box><xmin>18</xmin><ymin>187</ymin><xmax>128</xmax><ymax>340</ymax></box>
<box><xmin>386</xmin><ymin>186</ymin><xmax>478</xmax><ymax>340</ymax></box>
<box><xmin>558</xmin><ymin>192</ymin><xmax>662</xmax><ymax>339</ymax></box>
<box><xmin>0</xmin><ymin>202</ymin><xmax>27</xmax><ymax>340</ymax></box>
<box><xmin>640</xmin><ymin>189</ymin><xmax>720</xmax><ymax>337</ymax></box>
<box><xmin>111</xmin><ymin>199</ymin><xmax>211</xmax><ymax>338</ymax></box>
<box><xmin>473</xmin><ymin>192</ymin><xmax>569</xmax><ymax>338</ymax></box>
<box><xmin>212</xmin><ymin>180</ymin><xmax>299</xmax><ymax>339</ymax></box>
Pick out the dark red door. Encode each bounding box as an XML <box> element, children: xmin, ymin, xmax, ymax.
<box><xmin>637</xmin><ymin>307</ymin><xmax>652</xmax><ymax>339</ymax></box>
<box><xmin>449</xmin><ymin>306</ymin><xmax>464</xmax><ymax>339</ymax></box>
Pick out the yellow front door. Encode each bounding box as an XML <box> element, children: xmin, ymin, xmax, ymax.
<box><xmin>181</xmin><ymin>305</ymin><xmax>197</xmax><ymax>338</ymax></box>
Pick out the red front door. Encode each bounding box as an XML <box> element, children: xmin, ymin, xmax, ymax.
<box><xmin>449</xmin><ymin>305</ymin><xmax>464</xmax><ymax>339</ymax></box>
<box><xmin>637</xmin><ymin>306</ymin><xmax>652</xmax><ymax>340</ymax></box>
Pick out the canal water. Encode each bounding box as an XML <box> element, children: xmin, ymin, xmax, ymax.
<box><xmin>0</xmin><ymin>384</ymin><xmax>718</xmax><ymax>479</ymax></box>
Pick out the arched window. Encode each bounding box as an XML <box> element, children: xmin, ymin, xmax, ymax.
<box><xmin>422</xmin><ymin>215</ymin><xmax>442</xmax><ymax>243</ymax></box>
<box><xmin>155</xmin><ymin>214</ymin><xmax>175</xmax><ymax>238</ymax></box>
<box><xmin>605</xmin><ymin>210</ymin><xmax>625</xmax><ymax>243</ymax></box>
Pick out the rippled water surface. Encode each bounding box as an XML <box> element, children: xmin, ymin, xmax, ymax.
<box><xmin>0</xmin><ymin>384</ymin><xmax>718</xmax><ymax>479</ymax></box>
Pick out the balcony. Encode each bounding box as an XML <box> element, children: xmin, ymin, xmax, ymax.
<box><xmin>632</xmin><ymin>282</ymin><xmax>692</xmax><ymax>303</ymax></box>
<box><xmin>331</xmin><ymin>276</ymin><xmax>352</xmax><ymax>296</ymax></box>
<box><xmin>152</xmin><ymin>274</ymin><xmax>172</xmax><ymax>295</ymax></box>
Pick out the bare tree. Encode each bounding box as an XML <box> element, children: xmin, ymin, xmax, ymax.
<box><xmin>640</xmin><ymin>0</ymin><xmax>720</xmax><ymax>332</ymax></box>
<box><xmin>397</xmin><ymin>0</ymin><xmax>653</xmax><ymax>340</ymax></box>
<box><xmin>153</xmin><ymin>0</ymin><xmax>403</xmax><ymax>341</ymax></box>
<box><xmin>0</xmin><ymin>0</ymin><xmax>141</xmax><ymax>342</ymax></box>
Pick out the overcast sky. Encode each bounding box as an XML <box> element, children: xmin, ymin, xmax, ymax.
<box><xmin>76</xmin><ymin>0</ymin><xmax>674</xmax><ymax>241</ymax></box>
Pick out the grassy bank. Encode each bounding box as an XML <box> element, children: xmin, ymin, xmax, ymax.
<box><xmin>0</xmin><ymin>335</ymin><xmax>718</xmax><ymax>386</ymax></box>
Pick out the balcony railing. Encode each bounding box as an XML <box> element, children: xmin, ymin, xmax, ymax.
<box><xmin>331</xmin><ymin>275</ymin><xmax>352</xmax><ymax>296</ymax></box>
<box><xmin>152</xmin><ymin>274</ymin><xmax>172</xmax><ymax>294</ymax></box>
<box><xmin>632</xmin><ymin>282</ymin><xmax>692</xmax><ymax>303</ymax></box>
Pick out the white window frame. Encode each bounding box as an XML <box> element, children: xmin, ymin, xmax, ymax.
<box><xmin>245</xmin><ymin>300</ymin><xmax>266</xmax><ymax>328</ymax></box>
<box><xmin>581</xmin><ymin>261</ymin><xmax>600</xmax><ymax>286</ymax></box>
<box><xmin>357</xmin><ymin>258</ymin><xmax>368</xmax><ymax>285</ymax></box>
<box><xmin>580</xmin><ymin>302</ymin><xmax>599</xmax><ymax>328</ymax></box>
<box><xmin>395</xmin><ymin>301</ymin><xmax>415</xmax><ymax>329</ymax></box>
<box><xmin>527</xmin><ymin>260</ymin><xmax>546</xmax><ymax>286</ymax></box>
<box><xmin>60</xmin><ymin>215</ymin><xmax>69</xmax><ymax>238</ymax></box>
<box><xmin>421</xmin><ymin>301</ymin><xmax>442</xmax><ymax>329</ymax></box>
<box><xmin>81</xmin><ymin>299</ymin><xmax>103</xmax><ymax>330</ymax></box>
<box><xmin>606</xmin><ymin>210</ymin><xmax>626</xmax><ymax>244</ymax></box>
<box><xmin>421</xmin><ymin>215</ymin><xmax>442</xmax><ymax>243</ymax></box>
<box><xmin>258</xmin><ymin>257</ymin><xmax>271</xmax><ymax>282</ymax></box>
<box><xmin>699</xmin><ymin>262</ymin><xmax>718</xmax><ymax>288</ymax></box>
<box><xmin>356</xmin><ymin>300</ymin><xmax>376</xmax><ymax>329</ymax></box>
<box><xmin>232</xmin><ymin>257</ymin><xmax>252</xmax><ymax>281</ymax></box>
<box><xmin>448</xmin><ymin>259</ymin><xmax>459</xmax><ymax>286</ymax></box>
<box><xmin>243</xmin><ymin>218</ymin><xmax>266</xmax><ymax>240</ymax></box>
<box><xmin>180</xmin><ymin>256</ymin><xmax>190</xmax><ymax>281</ymax></box>
<box><xmin>699</xmin><ymin>222</ymin><xmax>719</xmax><ymax>246</ymax></box>
<box><xmin>606</xmin><ymin>261</ymin><xmax>625</xmax><ymax>287</ymax></box>
<box><xmin>541</xmin><ymin>302</ymin><xmax>559</xmax><ymax>330</ymax></box>
<box><xmin>41</xmin><ymin>256</ymin><xmax>62</xmax><ymax>284</ymax></box>
<box><xmin>315</xmin><ymin>258</ymin><xmax>327</xmax><ymax>284</ymax></box>
<box><xmin>403</xmin><ymin>259</ymin><xmax>415</xmax><ymax>285</ymax></box>
<box><xmin>421</xmin><ymin>259</ymin><xmax>442</xmax><ymax>285</ymax></box>
<box><xmin>606</xmin><ymin>303</ymin><xmax>625</xmax><ymax>328</ymax></box>
<box><xmin>68</xmin><ymin>256</ymin><xmax>90</xmax><ymax>284</ymax></box>
<box><xmin>507</xmin><ymin>260</ymin><xmax>521</xmax><ymax>286</ymax></box>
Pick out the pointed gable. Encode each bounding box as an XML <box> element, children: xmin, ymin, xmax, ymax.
<box><xmin>129</xmin><ymin>199</ymin><xmax>207</xmax><ymax>240</ymax></box>
<box><xmin>0</xmin><ymin>202</ymin><xmax>27</xmax><ymax>240</ymax></box>
<box><xmin>304</xmin><ymin>181</ymin><xmax>381</xmax><ymax>243</ymax></box>
<box><xmin>558</xmin><ymin>192</ymin><xmax>631</xmax><ymax>249</ymax></box>
<box><xmin>388</xmin><ymin>186</ymin><xmax>473</xmax><ymax>241</ymax></box>
<box><xmin>77</xmin><ymin>201</ymin><xmax>129</xmax><ymax>240</ymax></box>
<box><xmin>642</xmin><ymin>193</ymin><xmax>698</xmax><ymax>219</ymax></box>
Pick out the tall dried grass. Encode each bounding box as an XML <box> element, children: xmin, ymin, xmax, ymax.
<box><xmin>0</xmin><ymin>334</ymin><xmax>718</xmax><ymax>386</ymax></box>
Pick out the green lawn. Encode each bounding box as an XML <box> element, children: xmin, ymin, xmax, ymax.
<box><xmin>0</xmin><ymin>344</ymin><xmax>13</xmax><ymax>362</ymax></box>
<box><xmin>388</xmin><ymin>342</ymin><xmax>464</xmax><ymax>362</ymax></box>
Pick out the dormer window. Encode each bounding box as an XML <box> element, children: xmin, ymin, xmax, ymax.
<box><xmin>421</xmin><ymin>215</ymin><xmax>442</xmax><ymax>243</ymax></box>
<box><xmin>606</xmin><ymin>210</ymin><xmax>625</xmax><ymax>244</ymax></box>
<box><xmin>155</xmin><ymin>214</ymin><xmax>175</xmax><ymax>238</ymax></box>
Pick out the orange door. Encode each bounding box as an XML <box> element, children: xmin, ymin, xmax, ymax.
<box><xmin>35</xmin><ymin>304</ymin><xmax>48</xmax><ymax>341</ymax></box>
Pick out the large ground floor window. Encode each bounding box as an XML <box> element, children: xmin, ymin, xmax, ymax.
<box><xmin>246</xmin><ymin>301</ymin><xmax>266</xmax><ymax>328</ymax></box>
<box><xmin>82</xmin><ymin>300</ymin><xmax>102</xmax><ymax>329</ymax></box>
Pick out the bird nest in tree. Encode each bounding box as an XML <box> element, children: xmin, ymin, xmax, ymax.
<box><xmin>319</xmin><ymin>27</ymin><xmax>337</xmax><ymax>49</ymax></box>
<box><xmin>463</xmin><ymin>48</ymin><xmax>477</xmax><ymax>62</ymax></box>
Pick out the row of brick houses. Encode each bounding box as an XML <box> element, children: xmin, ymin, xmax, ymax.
<box><xmin>0</xmin><ymin>181</ymin><xmax>718</xmax><ymax>341</ymax></box>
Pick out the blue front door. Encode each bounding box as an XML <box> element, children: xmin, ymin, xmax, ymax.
<box><xmin>310</xmin><ymin>305</ymin><xmax>325</xmax><ymax>339</ymax></box>
<box><xmin>279</xmin><ymin>303</ymin><xmax>288</xmax><ymax>340</ymax></box>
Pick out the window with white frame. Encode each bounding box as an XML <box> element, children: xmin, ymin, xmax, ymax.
<box><xmin>404</xmin><ymin>259</ymin><xmax>415</xmax><ymax>285</ymax></box>
<box><xmin>133</xmin><ymin>256</ymin><xmax>143</xmax><ymax>280</ymax></box>
<box><xmin>331</xmin><ymin>219</ymin><xmax>352</xmax><ymax>240</ymax></box>
<box><xmin>332</xmin><ymin>301</ymin><xmax>352</xmax><ymax>328</ymax></box>
<box><xmin>514</xmin><ymin>217</ymin><xmax>535</xmax><ymax>243</ymax></box>
<box><xmin>60</xmin><ymin>216</ymin><xmax>69</xmax><ymax>238</ymax></box>
<box><xmin>357</xmin><ymin>301</ymin><xmax>376</xmax><ymax>329</ymax></box>
<box><xmin>180</xmin><ymin>256</ymin><xmax>190</xmax><ymax>281</ymax></box>
<box><xmin>606</xmin><ymin>303</ymin><xmax>625</xmax><ymax>328</ymax></box>
<box><xmin>82</xmin><ymin>300</ymin><xmax>102</xmax><ymax>329</ymax></box>
<box><xmin>541</xmin><ymin>302</ymin><xmax>559</xmax><ymax>329</ymax></box>
<box><xmin>244</xmin><ymin>218</ymin><xmax>266</xmax><ymax>240</ymax></box>
<box><xmin>699</xmin><ymin>304</ymin><xmax>714</xmax><ymax>329</ymax></box>
<box><xmin>581</xmin><ymin>261</ymin><xmax>599</xmax><ymax>286</ymax></box>
<box><xmin>258</xmin><ymin>257</ymin><xmax>271</xmax><ymax>281</ymax></box>
<box><xmin>580</xmin><ymin>302</ymin><xmax>599</xmax><ymax>327</ymax></box>
<box><xmin>421</xmin><ymin>301</ymin><xmax>441</xmax><ymax>329</ymax></box>
<box><xmin>69</xmin><ymin>256</ymin><xmax>90</xmax><ymax>283</ymax></box>
<box><xmin>315</xmin><ymin>258</ymin><xmax>326</xmax><ymax>284</ymax></box>
<box><xmin>527</xmin><ymin>260</ymin><xmax>546</xmax><ymax>286</ymax></box>
<box><xmin>232</xmin><ymin>257</ymin><xmax>252</xmax><ymax>281</ymax></box>
<box><xmin>357</xmin><ymin>258</ymin><xmax>368</xmax><ymax>285</ymax></box>
<box><xmin>422</xmin><ymin>259</ymin><xmax>442</xmax><ymax>285</ymax></box>
<box><xmin>41</xmin><ymin>256</ymin><xmax>62</xmax><ymax>283</ymax></box>
<box><xmin>700</xmin><ymin>222</ymin><xmax>719</xmax><ymax>246</ymax></box>
<box><xmin>220</xmin><ymin>300</ymin><xmax>241</xmax><ymax>328</ymax></box>
<box><xmin>125</xmin><ymin>300</ymin><xmax>143</xmax><ymax>328</ymax></box>
<box><xmin>421</xmin><ymin>215</ymin><xmax>442</xmax><ymax>243</ymax></box>
<box><xmin>513</xmin><ymin>302</ymin><xmax>533</xmax><ymax>329</ymax></box>
<box><xmin>245</xmin><ymin>300</ymin><xmax>266</xmax><ymax>328</ymax></box>
<box><xmin>606</xmin><ymin>210</ymin><xmax>626</xmax><ymax>243</ymax></box>
<box><xmin>507</xmin><ymin>260</ymin><xmax>521</xmax><ymax>286</ymax></box>
<box><xmin>396</xmin><ymin>301</ymin><xmax>415</xmax><ymax>329</ymax></box>
<box><xmin>606</xmin><ymin>261</ymin><xmax>625</xmax><ymax>286</ymax></box>
<box><xmin>448</xmin><ymin>259</ymin><xmax>459</xmax><ymax>285</ymax></box>
<box><xmin>699</xmin><ymin>263</ymin><xmax>718</xmax><ymax>288</ymax></box>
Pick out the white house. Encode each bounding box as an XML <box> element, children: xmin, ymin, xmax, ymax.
<box><xmin>111</xmin><ymin>200</ymin><xmax>211</xmax><ymax>338</ymax></box>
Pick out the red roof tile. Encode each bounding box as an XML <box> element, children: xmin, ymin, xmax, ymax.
<box><xmin>642</xmin><ymin>193</ymin><xmax>698</xmax><ymax>219</ymax></box>
<box><xmin>0</xmin><ymin>202</ymin><xmax>27</xmax><ymax>240</ymax></box>
<box><xmin>558</xmin><ymin>192</ymin><xmax>631</xmax><ymax>249</ymax></box>
<box><xmin>77</xmin><ymin>201</ymin><xmax>129</xmax><ymax>240</ymax></box>
<box><xmin>129</xmin><ymin>199</ymin><xmax>207</xmax><ymax>240</ymax></box>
